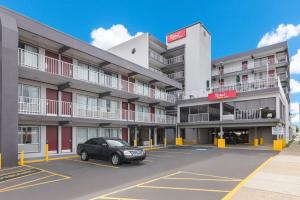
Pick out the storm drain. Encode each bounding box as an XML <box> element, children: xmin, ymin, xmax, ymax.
<box><xmin>0</xmin><ymin>168</ymin><xmax>41</xmax><ymax>182</ymax></box>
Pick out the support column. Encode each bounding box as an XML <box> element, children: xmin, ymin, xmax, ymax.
<box><xmin>154</xmin><ymin>128</ymin><xmax>157</xmax><ymax>146</ymax></box>
<box><xmin>134</xmin><ymin>127</ymin><xmax>138</xmax><ymax>147</ymax></box>
<box><xmin>148</xmin><ymin>128</ymin><xmax>151</xmax><ymax>147</ymax></box>
<box><xmin>254</xmin><ymin>127</ymin><xmax>258</xmax><ymax>146</ymax></box>
<box><xmin>58</xmin><ymin>126</ymin><xmax>62</xmax><ymax>153</ymax></box>
<box><xmin>0</xmin><ymin>13</ymin><xmax>19</xmax><ymax>167</ymax></box>
<box><xmin>127</xmin><ymin>127</ymin><xmax>130</xmax><ymax>144</ymax></box>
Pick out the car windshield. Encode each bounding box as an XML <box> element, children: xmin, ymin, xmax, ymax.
<box><xmin>105</xmin><ymin>139</ymin><xmax>129</xmax><ymax>147</ymax></box>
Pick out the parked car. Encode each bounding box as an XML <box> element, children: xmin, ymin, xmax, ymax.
<box><xmin>77</xmin><ymin>137</ymin><xmax>146</xmax><ymax>165</ymax></box>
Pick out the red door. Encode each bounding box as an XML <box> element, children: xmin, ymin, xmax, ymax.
<box><xmin>61</xmin><ymin>56</ymin><xmax>73</xmax><ymax>78</ymax></box>
<box><xmin>122</xmin><ymin>102</ymin><xmax>128</xmax><ymax>120</ymax></box>
<box><xmin>45</xmin><ymin>51</ymin><xmax>59</xmax><ymax>74</ymax></box>
<box><xmin>130</xmin><ymin>103</ymin><xmax>135</xmax><ymax>121</ymax></box>
<box><xmin>150</xmin><ymin>107</ymin><xmax>155</xmax><ymax>122</ymax></box>
<box><xmin>61</xmin><ymin>91</ymin><xmax>72</xmax><ymax>116</ymax></box>
<box><xmin>121</xmin><ymin>76</ymin><xmax>128</xmax><ymax>91</ymax></box>
<box><xmin>46</xmin><ymin>126</ymin><xmax>58</xmax><ymax>152</ymax></box>
<box><xmin>62</xmin><ymin>127</ymin><xmax>72</xmax><ymax>151</ymax></box>
<box><xmin>46</xmin><ymin>89</ymin><xmax>58</xmax><ymax>115</ymax></box>
<box><xmin>122</xmin><ymin>128</ymin><xmax>128</xmax><ymax>142</ymax></box>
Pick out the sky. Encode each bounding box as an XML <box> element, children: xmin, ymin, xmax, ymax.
<box><xmin>1</xmin><ymin>0</ymin><xmax>300</xmax><ymax>124</ymax></box>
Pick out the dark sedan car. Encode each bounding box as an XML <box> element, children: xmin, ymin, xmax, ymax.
<box><xmin>77</xmin><ymin>137</ymin><xmax>146</xmax><ymax>165</ymax></box>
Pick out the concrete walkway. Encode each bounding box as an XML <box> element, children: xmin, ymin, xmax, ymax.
<box><xmin>231</xmin><ymin>136</ymin><xmax>300</xmax><ymax>200</ymax></box>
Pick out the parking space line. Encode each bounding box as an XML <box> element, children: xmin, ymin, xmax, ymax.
<box><xmin>0</xmin><ymin>176</ymin><xmax>70</xmax><ymax>193</ymax></box>
<box><xmin>143</xmin><ymin>159</ymin><xmax>153</xmax><ymax>162</ymax></box>
<box><xmin>27</xmin><ymin>165</ymin><xmax>71</xmax><ymax>179</ymax></box>
<box><xmin>0</xmin><ymin>174</ymin><xmax>55</xmax><ymax>192</ymax></box>
<box><xmin>0</xmin><ymin>171</ymin><xmax>44</xmax><ymax>184</ymax></box>
<box><xmin>0</xmin><ymin>165</ymin><xmax>30</xmax><ymax>172</ymax></box>
<box><xmin>0</xmin><ymin>168</ymin><xmax>33</xmax><ymax>177</ymax></box>
<box><xmin>66</xmin><ymin>159</ymin><xmax>119</xmax><ymax>169</ymax></box>
<box><xmin>90</xmin><ymin>171</ymin><xmax>181</xmax><ymax>200</ymax></box>
<box><xmin>99</xmin><ymin>196</ymin><xmax>144</xmax><ymax>200</ymax></box>
<box><xmin>148</xmin><ymin>150</ymin><xmax>192</xmax><ymax>155</ymax></box>
<box><xmin>163</xmin><ymin>177</ymin><xmax>241</xmax><ymax>182</ymax></box>
<box><xmin>137</xmin><ymin>185</ymin><xmax>231</xmax><ymax>193</ymax></box>
<box><xmin>181</xmin><ymin>171</ymin><xmax>241</xmax><ymax>180</ymax></box>
<box><xmin>146</xmin><ymin>154</ymin><xmax>174</xmax><ymax>158</ymax></box>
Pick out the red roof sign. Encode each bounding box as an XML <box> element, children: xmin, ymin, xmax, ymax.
<box><xmin>167</xmin><ymin>29</ymin><xmax>186</xmax><ymax>43</ymax></box>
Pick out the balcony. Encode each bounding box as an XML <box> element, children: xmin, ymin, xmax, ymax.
<box><xmin>188</xmin><ymin>113</ymin><xmax>209</xmax><ymax>122</ymax></box>
<box><xmin>211</xmin><ymin>77</ymin><xmax>279</xmax><ymax>93</ymax></box>
<box><xmin>168</xmin><ymin>71</ymin><xmax>184</xmax><ymax>80</ymax></box>
<box><xmin>212</xmin><ymin>54</ymin><xmax>288</xmax><ymax>77</ymax></box>
<box><xmin>18</xmin><ymin>48</ymin><xmax>176</xmax><ymax>104</ymax></box>
<box><xmin>149</xmin><ymin>67</ymin><xmax>168</xmax><ymax>77</ymax></box>
<box><xmin>18</xmin><ymin>96</ymin><xmax>177</xmax><ymax>125</ymax></box>
<box><xmin>149</xmin><ymin>49</ymin><xmax>184</xmax><ymax>66</ymax></box>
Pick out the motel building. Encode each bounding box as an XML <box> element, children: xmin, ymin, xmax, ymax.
<box><xmin>0</xmin><ymin>6</ymin><xmax>291</xmax><ymax>167</ymax></box>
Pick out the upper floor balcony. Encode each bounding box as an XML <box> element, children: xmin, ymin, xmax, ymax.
<box><xmin>211</xmin><ymin>54</ymin><xmax>288</xmax><ymax>77</ymax></box>
<box><xmin>149</xmin><ymin>49</ymin><xmax>184</xmax><ymax>66</ymax></box>
<box><xmin>168</xmin><ymin>70</ymin><xmax>184</xmax><ymax>80</ymax></box>
<box><xmin>18</xmin><ymin>48</ymin><xmax>176</xmax><ymax>104</ymax></box>
<box><xmin>18</xmin><ymin>96</ymin><xmax>177</xmax><ymax>125</ymax></box>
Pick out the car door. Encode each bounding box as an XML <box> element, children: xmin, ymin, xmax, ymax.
<box><xmin>97</xmin><ymin>138</ymin><xmax>110</xmax><ymax>160</ymax></box>
<box><xmin>85</xmin><ymin>139</ymin><xmax>102</xmax><ymax>159</ymax></box>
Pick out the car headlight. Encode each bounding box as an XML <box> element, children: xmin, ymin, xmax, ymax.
<box><xmin>123</xmin><ymin>150</ymin><xmax>132</xmax><ymax>156</ymax></box>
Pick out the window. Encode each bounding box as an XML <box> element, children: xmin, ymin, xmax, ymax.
<box><xmin>19</xmin><ymin>43</ymin><xmax>39</xmax><ymax>68</ymax></box>
<box><xmin>89</xmin><ymin>66</ymin><xmax>99</xmax><ymax>84</ymax></box>
<box><xmin>77</xmin><ymin>62</ymin><xmax>89</xmax><ymax>81</ymax></box>
<box><xmin>219</xmin><ymin>79</ymin><xmax>224</xmax><ymax>86</ymax></box>
<box><xmin>18</xmin><ymin>84</ymin><xmax>40</xmax><ymax>113</ymax></box>
<box><xmin>242</xmin><ymin>61</ymin><xmax>248</xmax><ymax>70</ymax></box>
<box><xmin>99</xmin><ymin>128</ymin><xmax>122</xmax><ymax>138</ymax></box>
<box><xmin>268</xmin><ymin>70</ymin><xmax>275</xmax><ymax>77</ymax></box>
<box><xmin>77</xmin><ymin>127</ymin><xmax>99</xmax><ymax>144</ymax></box>
<box><xmin>18</xmin><ymin>126</ymin><xmax>40</xmax><ymax>153</ymax></box>
<box><xmin>268</xmin><ymin>55</ymin><xmax>275</xmax><ymax>65</ymax></box>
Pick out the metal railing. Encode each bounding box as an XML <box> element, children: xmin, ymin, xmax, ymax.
<box><xmin>168</xmin><ymin>71</ymin><xmax>184</xmax><ymax>79</ymax></box>
<box><xmin>212</xmin><ymin>54</ymin><xmax>288</xmax><ymax>76</ymax></box>
<box><xmin>166</xmin><ymin>54</ymin><xmax>184</xmax><ymax>65</ymax></box>
<box><xmin>235</xmin><ymin>109</ymin><xmax>261</xmax><ymax>120</ymax></box>
<box><xmin>18</xmin><ymin>48</ymin><xmax>176</xmax><ymax>104</ymax></box>
<box><xmin>149</xmin><ymin>67</ymin><xmax>168</xmax><ymax>77</ymax></box>
<box><xmin>211</xmin><ymin>77</ymin><xmax>278</xmax><ymax>93</ymax></box>
<box><xmin>18</xmin><ymin>96</ymin><xmax>176</xmax><ymax>124</ymax></box>
<box><xmin>149</xmin><ymin>49</ymin><xmax>184</xmax><ymax>66</ymax></box>
<box><xmin>188</xmin><ymin>113</ymin><xmax>209</xmax><ymax>122</ymax></box>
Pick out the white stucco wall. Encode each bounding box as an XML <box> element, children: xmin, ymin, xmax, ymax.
<box><xmin>108</xmin><ymin>33</ymin><xmax>149</xmax><ymax>69</ymax></box>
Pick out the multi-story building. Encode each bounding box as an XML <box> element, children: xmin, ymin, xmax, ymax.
<box><xmin>0</xmin><ymin>7</ymin><xmax>181</xmax><ymax>167</ymax></box>
<box><xmin>177</xmin><ymin>42</ymin><xmax>290</xmax><ymax>146</ymax></box>
<box><xmin>0</xmin><ymin>7</ymin><xmax>291</xmax><ymax>167</ymax></box>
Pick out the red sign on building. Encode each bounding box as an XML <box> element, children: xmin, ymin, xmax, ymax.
<box><xmin>167</xmin><ymin>29</ymin><xmax>186</xmax><ymax>43</ymax></box>
<box><xmin>208</xmin><ymin>90</ymin><xmax>237</xmax><ymax>101</ymax></box>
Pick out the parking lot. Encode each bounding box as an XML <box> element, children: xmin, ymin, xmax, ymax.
<box><xmin>0</xmin><ymin>146</ymin><xmax>276</xmax><ymax>200</ymax></box>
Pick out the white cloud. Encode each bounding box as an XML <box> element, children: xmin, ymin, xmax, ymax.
<box><xmin>90</xmin><ymin>24</ymin><xmax>143</xmax><ymax>50</ymax></box>
<box><xmin>257</xmin><ymin>24</ymin><xmax>300</xmax><ymax>47</ymax></box>
<box><xmin>290</xmin><ymin>79</ymin><xmax>300</xmax><ymax>93</ymax></box>
<box><xmin>291</xmin><ymin>49</ymin><xmax>300</xmax><ymax>74</ymax></box>
<box><xmin>292</xmin><ymin>113</ymin><xmax>299</xmax><ymax>123</ymax></box>
<box><xmin>291</xmin><ymin>102</ymin><xmax>299</xmax><ymax>114</ymax></box>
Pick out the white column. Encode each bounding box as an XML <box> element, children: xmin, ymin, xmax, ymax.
<box><xmin>58</xmin><ymin>91</ymin><xmax>62</xmax><ymax>116</ymax></box>
<box><xmin>275</xmin><ymin>96</ymin><xmax>280</xmax><ymax>119</ymax></box>
<box><xmin>134</xmin><ymin>127</ymin><xmax>138</xmax><ymax>147</ymax></box>
<box><xmin>72</xmin><ymin>127</ymin><xmax>77</xmax><ymax>153</ymax></box>
<box><xmin>58</xmin><ymin>126</ymin><xmax>62</xmax><ymax>154</ymax></box>
<box><xmin>154</xmin><ymin>128</ymin><xmax>157</xmax><ymax>145</ymax></box>
<box><xmin>149</xmin><ymin>128</ymin><xmax>151</xmax><ymax>146</ymax></box>
<box><xmin>38</xmin><ymin>47</ymin><xmax>45</xmax><ymax>71</ymax></box>
<box><xmin>220</xmin><ymin>126</ymin><xmax>223</xmax><ymax>139</ymax></box>
<box><xmin>127</xmin><ymin>127</ymin><xmax>130</xmax><ymax>143</ymax></box>
<box><xmin>58</xmin><ymin>54</ymin><xmax>62</xmax><ymax>75</ymax></box>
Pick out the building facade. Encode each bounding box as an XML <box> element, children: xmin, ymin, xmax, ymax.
<box><xmin>0</xmin><ymin>7</ymin><xmax>291</xmax><ymax>167</ymax></box>
<box><xmin>0</xmin><ymin>7</ymin><xmax>181</xmax><ymax>167</ymax></box>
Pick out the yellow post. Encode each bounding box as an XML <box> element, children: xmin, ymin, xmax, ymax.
<box><xmin>164</xmin><ymin>137</ymin><xmax>167</xmax><ymax>148</ymax></box>
<box><xmin>20</xmin><ymin>151</ymin><xmax>24</xmax><ymax>166</ymax></box>
<box><xmin>213</xmin><ymin>137</ymin><xmax>218</xmax><ymax>145</ymax></box>
<box><xmin>282</xmin><ymin>138</ymin><xmax>286</xmax><ymax>148</ymax></box>
<box><xmin>45</xmin><ymin>144</ymin><xmax>49</xmax><ymax>162</ymax></box>
<box><xmin>217</xmin><ymin>139</ymin><xmax>225</xmax><ymax>149</ymax></box>
<box><xmin>273</xmin><ymin>140</ymin><xmax>282</xmax><ymax>151</ymax></box>
<box><xmin>176</xmin><ymin>138</ymin><xmax>183</xmax><ymax>146</ymax></box>
<box><xmin>254</xmin><ymin>138</ymin><xmax>259</xmax><ymax>147</ymax></box>
<box><xmin>260</xmin><ymin>137</ymin><xmax>264</xmax><ymax>145</ymax></box>
<box><xmin>0</xmin><ymin>153</ymin><xmax>2</xmax><ymax>169</ymax></box>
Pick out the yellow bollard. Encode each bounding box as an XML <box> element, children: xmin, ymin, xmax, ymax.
<box><xmin>45</xmin><ymin>144</ymin><xmax>49</xmax><ymax>162</ymax></box>
<box><xmin>217</xmin><ymin>139</ymin><xmax>225</xmax><ymax>148</ymax></box>
<box><xmin>273</xmin><ymin>140</ymin><xmax>282</xmax><ymax>151</ymax></box>
<box><xmin>0</xmin><ymin>153</ymin><xmax>2</xmax><ymax>169</ymax></box>
<box><xmin>164</xmin><ymin>137</ymin><xmax>167</xmax><ymax>148</ymax></box>
<box><xmin>20</xmin><ymin>151</ymin><xmax>24</xmax><ymax>166</ymax></box>
<box><xmin>254</xmin><ymin>138</ymin><xmax>259</xmax><ymax>147</ymax></box>
<box><xmin>213</xmin><ymin>137</ymin><xmax>218</xmax><ymax>145</ymax></box>
<box><xmin>260</xmin><ymin>137</ymin><xmax>264</xmax><ymax>145</ymax></box>
<box><xmin>282</xmin><ymin>138</ymin><xmax>286</xmax><ymax>148</ymax></box>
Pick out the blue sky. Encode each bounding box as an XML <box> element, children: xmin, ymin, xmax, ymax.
<box><xmin>1</xmin><ymin>0</ymin><xmax>300</xmax><ymax>123</ymax></box>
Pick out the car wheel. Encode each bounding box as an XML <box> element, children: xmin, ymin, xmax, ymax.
<box><xmin>81</xmin><ymin>151</ymin><xmax>89</xmax><ymax>161</ymax></box>
<box><xmin>111</xmin><ymin>154</ymin><xmax>121</xmax><ymax>166</ymax></box>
